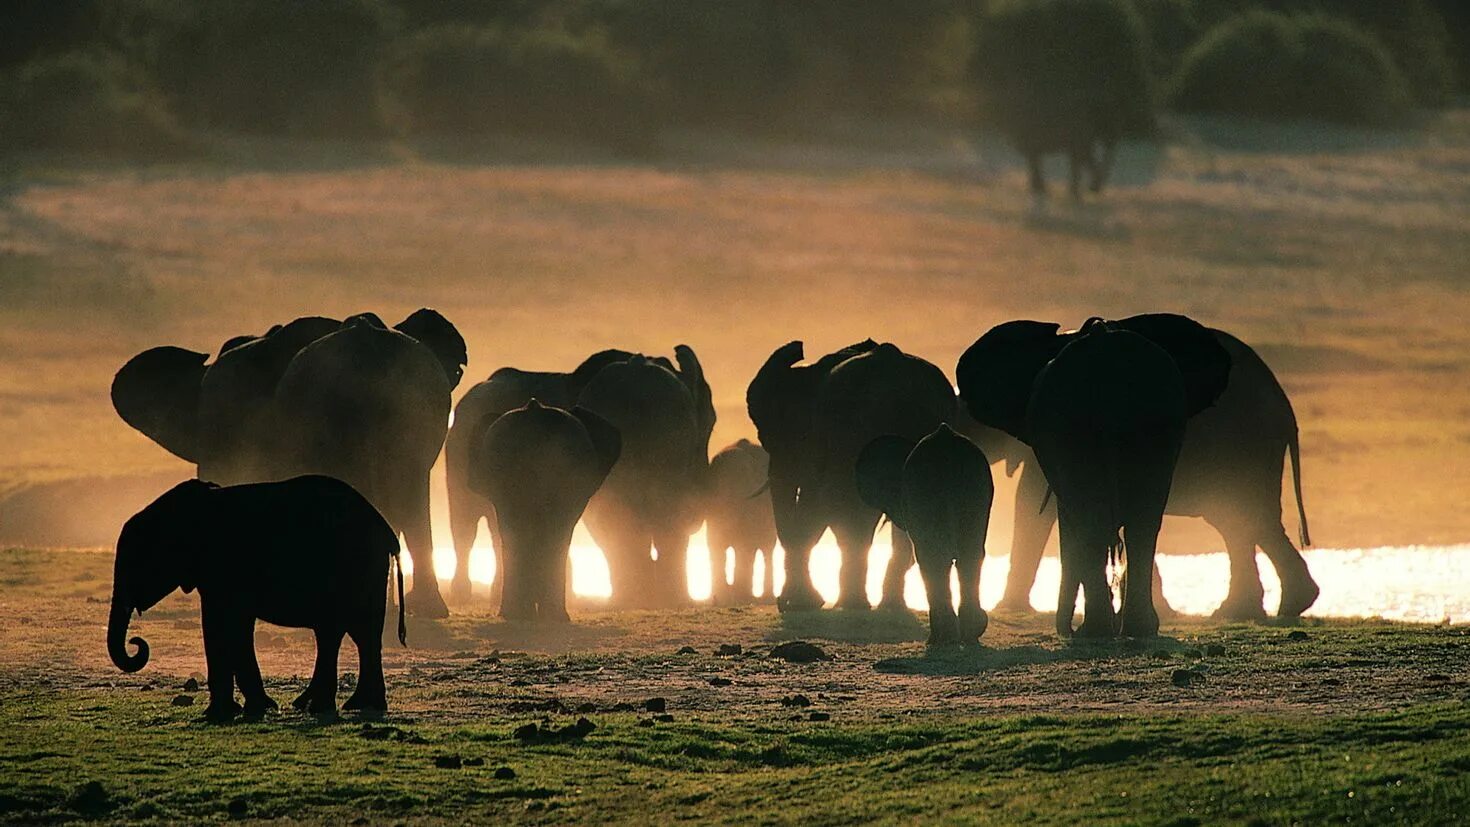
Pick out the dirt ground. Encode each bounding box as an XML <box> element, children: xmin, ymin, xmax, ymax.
<box><xmin>3</xmin><ymin>113</ymin><xmax>1470</xmax><ymax>553</ymax></box>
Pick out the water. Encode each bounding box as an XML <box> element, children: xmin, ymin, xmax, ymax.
<box><xmin>409</xmin><ymin>528</ymin><xmax>1470</xmax><ymax>624</ymax></box>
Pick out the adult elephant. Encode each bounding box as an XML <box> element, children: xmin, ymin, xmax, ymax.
<box><xmin>446</xmin><ymin>347</ymin><xmax>714</xmax><ymax>608</ymax></box>
<box><xmin>988</xmin><ymin>328</ymin><xmax>1318</xmax><ymax>620</ymax></box>
<box><xmin>958</xmin><ymin>314</ymin><xmax>1232</xmax><ymax>637</ymax></box>
<box><xmin>747</xmin><ymin>340</ymin><xmax>955</xmax><ymax>612</ymax></box>
<box><xmin>111</xmin><ymin>309</ymin><xmax>466</xmax><ymax>618</ymax></box>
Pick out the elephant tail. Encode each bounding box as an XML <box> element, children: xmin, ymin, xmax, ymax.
<box><xmin>394</xmin><ymin>552</ymin><xmax>407</xmax><ymax>647</ymax></box>
<box><xmin>1289</xmin><ymin>431</ymin><xmax>1311</xmax><ymax>548</ymax></box>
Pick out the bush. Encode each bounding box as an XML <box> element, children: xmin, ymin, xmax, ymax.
<box><xmin>0</xmin><ymin>51</ymin><xmax>186</xmax><ymax>157</ymax></box>
<box><xmin>971</xmin><ymin>0</ymin><xmax>1155</xmax><ymax>150</ymax></box>
<box><xmin>380</xmin><ymin>23</ymin><xmax>652</xmax><ymax>146</ymax></box>
<box><xmin>1170</xmin><ymin>11</ymin><xmax>1413</xmax><ymax>126</ymax></box>
<box><xmin>111</xmin><ymin>0</ymin><xmax>400</xmax><ymax>137</ymax></box>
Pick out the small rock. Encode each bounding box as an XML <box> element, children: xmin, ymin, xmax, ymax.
<box><xmin>139</xmin><ymin>684</ymin><xmax>153</xmax><ymax>692</ymax></box>
<box><xmin>1205</xmin><ymin>643</ymin><xmax>1227</xmax><ymax>657</ymax></box>
<box><xmin>1182</xmin><ymin>647</ymin><xmax>1202</xmax><ymax>658</ymax></box>
<box><xmin>612</xmin><ymin>702</ymin><xmax>636</xmax><ymax>712</ymax></box>
<box><xmin>1151</xmin><ymin>650</ymin><xmax>1172</xmax><ymax>660</ymax></box>
<box><xmin>769</xmin><ymin>641</ymin><xmax>830</xmax><ymax>663</ymax></box>
<box><xmin>567</xmin><ymin>717</ymin><xmax>596</xmax><ymax>738</ymax></box>
<box><xmin>182</xmin><ymin>678</ymin><xmax>200</xmax><ymax>692</ymax></box>
<box><xmin>637</xmin><ymin>718</ymin><xmax>655</xmax><ymax>728</ymax></box>
<box><xmin>67</xmin><ymin>781</ymin><xmax>111</xmax><ymax>814</ymax></box>
<box><xmin>808</xmin><ymin>711</ymin><xmax>830</xmax><ymax>722</ymax></box>
<box><xmin>717</xmin><ymin>644</ymin><xmax>743</xmax><ymax>657</ymax></box>
<box><xmin>433</xmin><ymin>755</ymin><xmax>463</xmax><ymax>769</ymax></box>
<box><xmin>494</xmin><ymin>766</ymin><xmax>517</xmax><ymax>780</ymax></box>
<box><xmin>1426</xmin><ymin>674</ymin><xmax>1451</xmax><ymax>683</ymax></box>
<box><xmin>513</xmin><ymin>723</ymin><xmax>541</xmax><ymax>742</ymax></box>
<box><xmin>226</xmin><ymin>797</ymin><xmax>248</xmax><ymax>817</ymax></box>
<box><xmin>780</xmin><ymin>694</ymin><xmax>812</xmax><ymax>708</ymax></box>
<box><xmin>654</xmin><ymin>714</ymin><xmax>674</xmax><ymax>723</ymax></box>
<box><xmin>463</xmin><ymin>757</ymin><xmax>485</xmax><ymax>767</ymax></box>
<box><xmin>708</xmin><ymin>677</ymin><xmax>733</xmax><ymax>687</ymax></box>
<box><xmin>788</xmin><ymin>714</ymin><xmax>804</xmax><ymax>721</ymax></box>
<box><xmin>643</xmin><ymin>697</ymin><xmax>667</xmax><ymax>713</ymax></box>
<box><xmin>171</xmin><ymin>695</ymin><xmax>194</xmax><ymax>707</ymax></box>
<box><xmin>1171</xmin><ymin>669</ymin><xmax>1205</xmax><ymax>688</ymax></box>
<box><xmin>350</xmin><ymin>818</ymin><xmax>370</xmax><ymax>826</ymax></box>
<box><xmin>1286</xmin><ymin>630</ymin><xmax>1310</xmax><ymax>642</ymax></box>
<box><xmin>675</xmin><ymin>646</ymin><xmax>698</xmax><ymax>655</ymax></box>
<box><xmin>577</xmin><ymin>702</ymin><xmax>597</xmax><ymax>713</ymax></box>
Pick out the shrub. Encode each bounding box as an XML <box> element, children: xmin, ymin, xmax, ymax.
<box><xmin>971</xmin><ymin>0</ymin><xmax>1156</xmax><ymax>149</ymax></box>
<box><xmin>0</xmin><ymin>51</ymin><xmax>186</xmax><ymax>157</ymax></box>
<box><xmin>380</xmin><ymin>23</ymin><xmax>652</xmax><ymax>146</ymax></box>
<box><xmin>112</xmin><ymin>0</ymin><xmax>400</xmax><ymax>137</ymax></box>
<box><xmin>1169</xmin><ymin>11</ymin><xmax>1413</xmax><ymax>126</ymax></box>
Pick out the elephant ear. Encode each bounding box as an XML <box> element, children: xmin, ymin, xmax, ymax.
<box><xmin>395</xmin><ymin>308</ymin><xmax>468</xmax><ymax>391</ymax></box>
<box><xmin>1116</xmin><ymin>313</ymin><xmax>1232</xmax><ymax>416</ymax></box>
<box><xmin>217</xmin><ymin>334</ymin><xmax>260</xmax><ymax>355</ymax></box>
<box><xmin>955</xmin><ymin>321</ymin><xmax>1066</xmax><ymax>443</ymax></box>
<box><xmin>673</xmin><ymin>344</ymin><xmax>716</xmax><ymax>454</ymax></box>
<box><xmin>855</xmin><ymin>435</ymin><xmax>917</xmax><ymax>530</ymax></box>
<box><xmin>746</xmin><ymin>340</ymin><xmax>805</xmax><ymax>430</ymax></box>
<box><xmin>570</xmin><ymin>406</ymin><xmax>623</xmax><ymax>480</ymax></box>
<box><xmin>111</xmin><ymin>347</ymin><xmax>210</xmax><ymax>463</ymax></box>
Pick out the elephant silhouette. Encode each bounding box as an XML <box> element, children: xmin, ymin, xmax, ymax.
<box><xmin>446</xmin><ymin>346</ymin><xmax>714</xmax><ymax>609</ymax></box>
<box><xmin>111</xmin><ymin>309</ymin><xmax>466</xmax><ymax>618</ymax></box>
<box><xmin>705</xmin><ymin>439</ymin><xmax>778</xmax><ymax>605</ymax></box>
<box><xmin>958</xmin><ymin>314</ymin><xmax>1233</xmax><ymax>638</ymax></box>
<box><xmin>983</xmin><ymin>325</ymin><xmax>1318</xmax><ymax>621</ymax></box>
<box><xmin>107</xmin><ymin>476</ymin><xmax>404</xmax><ymax>721</ymax></box>
<box><xmin>748</xmin><ymin>340</ymin><xmax>955</xmax><ymax>612</ymax></box>
<box><xmin>466</xmin><ymin>400</ymin><xmax>620</xmax><ymax>623</ymax></box>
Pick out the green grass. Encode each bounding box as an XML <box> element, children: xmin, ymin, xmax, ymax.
<box><xmin>3</xmin><ymin>691</ymin><xmax>1468</xmax><ymax>823</ymax></box>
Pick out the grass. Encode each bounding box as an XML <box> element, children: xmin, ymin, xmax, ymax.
<box><xmin>2</xmin><ymin>548</ymin><xmax>1469</xmax><ymax>823</ymax></box>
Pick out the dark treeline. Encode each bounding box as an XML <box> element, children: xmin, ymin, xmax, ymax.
<box><xmin>0</xmin><ymin>0</ymin><xmax>1465</xmax><ymax>158</ymax></box>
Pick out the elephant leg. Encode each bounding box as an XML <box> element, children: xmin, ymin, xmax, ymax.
<box><xmin>1261</xmin><ymin>524</ymin><xmax>1319</xmax><ymax>618</ymax></box>
<box><xmin>1028</xmin><ymin>153</ymin><xmax>1046</xmax><ymax>196</ymax></box>
<box><xmin>759</xmin><ymin>548</ymin><xmax>776</xmax><ymax>604</ymax></box>
<box><xmin>233</xmin><ymin>618</ymin><xmax>276</xmax><ymax>715</ymax></box>
<box><xmin>297</xmin><ymin>628</ymin><xmax>343</xmax><ymax>715</ymax></box>
<box><xmin>542</xmin><ymin>548</ymin><xmax>572</xmax><ymax>624</ymax></box>
<box><xmin>1211</xmin><ymin>519</ymin><xmax>1269</xmax><ymax>621</ymax></box>
<box><xmin>653</xmin><ymin>533</ymin><xmax>691</xmax><ymax>608</ymax></box>
<box><xmin>1059</xmin><ymin>511</ymin><xmax>1114</xmax><ymax>639</ymax></box>
<box><xmin>777</xmin><ymin>541</ymin><xmax>823</xmax><ymax>613</ymax></box>
<box><xmin>200</xmin><ymin>599</ymin><xmax>242</xmax><ymax>722</ymax></box>
<box><xmin>917</xmin><ymin>553</ymin><xmax>957</xmax><ymax>645</ymax></box>
<box><xmin>1068</xmin><ymin>149</ymin><xmax>1085</xmax><ymax>200</ymax></box>
<box><xmin>486</xmin><ymin>508</ymin><xmax>505</xmax><ymax>612</ymax></box>
<box><xmin>833</xmin><ymin>516</ymin><xmax>878</xmax><ymax>611</ymax></box>
<box><xmin>1151</xmin><ymin>562</ymin><xmax>1179</xmax><ymax>619</ymax></box>
<box><xmin>997</xmin><ymin>460</ymin><xmax>1055</xmax><ymax>613</ymax></box>
<box><xmin>402</xmin><ymin>474</ymin><xmax>448</xmax><ymax>619</ymax></box>
<box><xmin>499</xmin><ymin>543</ymin><xmax>535</xmax><ymax>622</ymax></box>
<box><xmin>343</xmin><ymin>621</ymin><xmax>388</xmax><ymax>712</ymax></box>
<box><xmin>708</xmin><ymin>543</ymin><xmax>732</xmax><ymax>605</ymax></box>
<box><xmin>731</xmin><ymin>546</ymin><xmax>756</xmax><ymax>605</ymax></box>
<box><xmin>955</xmin><ymin>551</ymin><xmax>988</xmax><ymax>642</ymax></box>
<box><xmin>879</xmin><ymin>527</ymin><xmax>913</xmax><ymax>611</ymax></box>
<box><xmin>1119</xmin><ymin>517</ymin><xmax>1162</xmax><ymax>639</ymax></box>
<box><xmin>447</xmin><ymin>485</ymin><xmax>483</xmax><ymax>604</ymax></box>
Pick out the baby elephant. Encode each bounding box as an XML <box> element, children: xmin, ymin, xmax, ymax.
<box><xmin>468</xmin><ymin>400</ymin><xmax>621</xmax><ymax>623</ymax></box>
<box><xmin>857</xmin><ymin>424</ymin><xmax>994</xmax><ymax>644</ymax></box>
<box><xmin>107</xmin><ymin>476</ymin><xmax>405</xmax><ymax>721</ymax></box>
<box><xmin>705</xmin><ymin>439</ymin><xmax>777</xmax><ymax>605</ymax></box>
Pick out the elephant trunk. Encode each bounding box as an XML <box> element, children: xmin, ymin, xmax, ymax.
<box><xmin>107</xmin><ymin>583</ymin><xmax>150</xmax><ymax>673</ymax></box>
<box><xmin>1055</xmin><ymin>565</ymin><xmax>1080</xmax><ymax>638</ymax></box>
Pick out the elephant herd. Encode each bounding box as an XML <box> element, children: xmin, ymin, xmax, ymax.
<box><xmin>109</xmin><ymin>309</ymin><xmax>1321</xmax><ymax>655</ymax></box>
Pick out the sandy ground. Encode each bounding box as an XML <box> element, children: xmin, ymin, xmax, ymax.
<box><xmin>2</xmin><ymin>113</ymin><xmax>1470</xmax><ymax>556</ymax></box>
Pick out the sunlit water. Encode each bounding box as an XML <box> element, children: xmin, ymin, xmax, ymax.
<box><xmin>402</xmin><ymin>528</ymin><xmax>1470</xmax><ymax>623</ymax></box>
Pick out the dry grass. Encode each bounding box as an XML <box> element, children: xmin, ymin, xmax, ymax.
<box><xmin>2</xmin><ymin>113</ymin><xmax>1469</xmax><ymax>549</ymax></box>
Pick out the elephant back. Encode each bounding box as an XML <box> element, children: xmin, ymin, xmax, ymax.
<box><xmin>708</xmin><ymin>439</ymin><xmax>769</xmax><ymax>504</ymax></box>
<box><xmin>899</xmin><ymin>425</ymin><xmax>994</xmax><ymax>554</ymax></box>
<box><xmin>1027</xmin><ymin>329</ymin><xmax>1188</xmax><ymax>441</ymax></box>
<box><xmin>473</xmin><ymin>403</ymin><xmax>612</xmax><ymax>518</ymax></box>
<box><xmin>577</xmin><ymin>358</ymin><xmax>699</xmax><ymax>477</ymax></box>
<box><xmin>818</xmin><ymin>344</ymin><xmax>957</xmax><ymax>455</ymax></box>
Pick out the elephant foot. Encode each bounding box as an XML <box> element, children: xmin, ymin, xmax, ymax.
<box><xmin>835</xmin><ymin>593</ymin><xmax>872</xmax><ymax>612</ymax></box>
<box><xmin>1278</xmin><ymin>576</ymin><xmax>1320</xmax><ymax>619</ymax></box>
<box><xmin>1212</xmin><ymin>595</ymin><xmax>1268</xmax><ymax>622</ymax></box>
<box><xmin>405</xmin><ymin>587</ymin><xmax>450</xmax><ymax>619</ymax></box>
<box><xmin>242</xmin><ymin>694</ymin><xmax>278</xmax><ymax>716</ymax></box>
<box><xmin>926</xmin><ymin>616</ymin><xmax>959</xmax><ymax>646</ymax></box>
<box><xmin>1074</xmin><ymin>614</ymin><xmax>1115</xmax><ymax>639</ymax></box>
<box><xmin>343</xmin><ymin>687</ymin><xmax>387</xmax><ymax>713</ymax></box>
<box><xmin>959</xmin><ymin>606</ymin><xmax>989</xmax><ymax>641</ymax></box>
<box><xmin>1118</xmin><ymin>606</ymin><xmax>1160</xmax><ymax>639</ymax></box>
<box><xmin>992</xmin><ymin>595</ymin><xmax>1035</xmax><ymax>615</ymax></box>
<box><xmin>204</xmin><ymin>698</ymin><xmax>243</xmax><ymax>723</ymax></box>
<box><xmin>777</xmin><ymin>582</ymin><xmax>825</xmax><ymax>613</ymax></box>
<box><xmin>306</xmin><ymin>695</ymin><xmax>337</xmax><ymax>716</ymax></box>
<box><xmin>876</xmin><ymin>596</ymin><xmax>908</xmax><ymax>613</ymax></box>
<box><xmin>449</xmin><ymin>575</ymin><xmax>474</xmax><ymax>604</ymax></box>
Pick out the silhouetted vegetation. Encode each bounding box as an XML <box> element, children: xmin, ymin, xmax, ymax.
<box><xmin>1170</xmin><ymin>11</ymin><xmax>1414</xmax><ymax>126</ymax></box>
<box><xmin>0</xmin><ymin>0</ymin><xmax>1463</xmax><ymax>158</ymax></box>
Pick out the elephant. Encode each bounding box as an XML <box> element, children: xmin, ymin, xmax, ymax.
<box><xmin>856</xmin><ymin>424</ymin><xmax>994</xmax><ymax>644</ymax></box>
<box><xmin>747</xmin><ymin>340</ymin><xmax>955</xmax><ymax>612</ymax></box>
<box><xmin>446</xmin><ymin>346</ymin><xmax>714</xmax><ymax>608</ymax></box>
<box><xmin>111</xmin><ymin>309</ymin><xmax>466</xmax><ymax>619</ymax></box>
<box><xmin>444</xmin><ymin>349</ymin><xmax>635</xmax><ymax>604</ymax></box>
<box><xmin>577</xmin><ymin>350</ymin><xmax>715</xmax><ymax>607</ymax></box>
<box><xmin>107</xmin><ymin>476</ymin><xmax>405</xmax><ymax>721</ymax></box>
<box><xmin>957</xmin><ymin>314</ymin><xmax>1232</xmax><ymax>638</ymax></box>
<box><xmin>465</xmin><ymin>400</ymin><xmax>621</xmax><ymax>622</ymax></box>
<box><xmin>988</xmin><ymin>328</ymin><xmax>1318</xmax><ymax>620</ymax></box>
<box><xmin>705</xmin><ymin>439</ymin><xmax>777</xmax><ymax>605</ymax></box>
